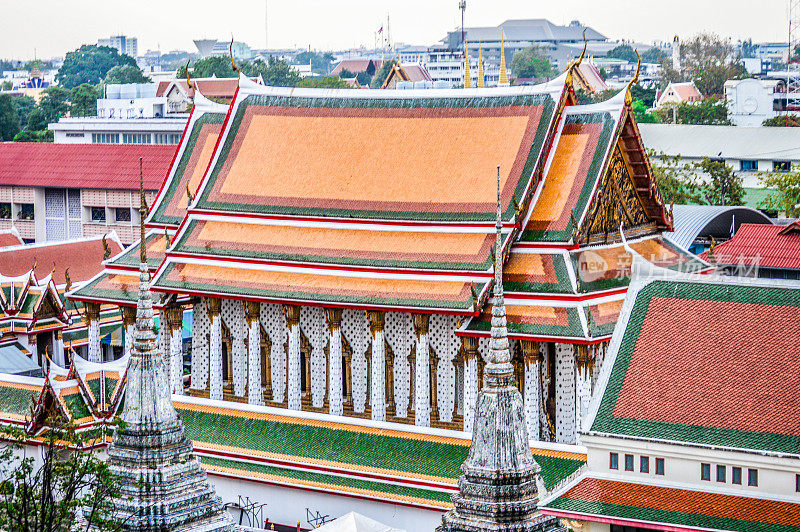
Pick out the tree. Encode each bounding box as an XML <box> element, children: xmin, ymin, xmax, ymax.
<box><xmin>248</xmin><ymin>57</ymin><xmax>301</xmax><ymax>87</ymax></box>
<box><xmin>70</xmin><ymin>83</ymin><xmax>100</xmax><ymax>117</ymax></box>
<box><xmin>370</xmin><ymin>60</ymin><xmax>396</xmax><ymax>88</ymax></box>
<box><xmin>294</xmin><ymin>51</ymin><xmax>335</xmax><ymax>75</ymax></box>
<box><xmin>179</xmin><ymin>56</ymin><xmax>238</xmax><ymax>79</ymax></box>
<box><xmin>510</xmin><ymin>45</ymin><xmax>556</xmax><ymax>79</ymax></box>
<box><xmin>296</xmin><ymin>76</ymin><xmax>353</xmax><ymax>89</ymax></box>
<box><xmin>103</xmin><ymin>65</ymin><xmax>150</xmax><ymax>85</ymax></box>
<box><xmin>0</xmin><ymin>94</ymin><xmax>21</xmax><ymax>141</ymax></box>
<box><xmin>355</xmin><ymin>71</ymin><xmax>372</xmax><ymax>86</ymax></box>
<box><xmin>758</xmin><ymin>166</ymin><xmax>800</xmax><ymax>217</ymax></box>
<box><xmin>762</xmin><ymin>114</ymin><xmax>800</xmax><ymax>127</ymax></box>
<box><xmin>632</xmin><ymin>99</ymin><xmax>659</xmax><ymax>123</ymax></box>
<box><xmin>654</xmin><ymin>97</ymin><xmax>730</xmax><ymax>125</ymax></box>
<box><xmin>37</xmin><ymin>86</ymin><xmax>71</xmax><ymax>124</ymax></box>
<box><xmin>693</xmin><ymin>157</ymin><xmax>744</xmax><ymax>206</ymax></box>
<box><xmin>740</xmin><ymin>39</ymin><xmax>757</xmax><ymax>59</ymax></box>
<box><xmin>641</xmin><ymin>47</ymin><xmax>666</xmax><ymax>63</ymax></box>
<box><xmin>630</xmin><ymin>83</ymin><xmax>657</xmax><ymax>107</ymax></box>
<box><xmin>11</xmin><ymin>95</ymin><xmax>35</xmax><ymax>128</ymax></box>
<box><xmin>0</xmin><ymin>423</ymin><xmax>122</xmax><ymax>531</ymax></box>
<box><xmin>0</xmin><ymin>80</ymin><xmax>11</xmax><ymax>91</ymax></box>
<box><xmin>648</xmin><ymin>150</ymin><xmax>703</xmax><ymax>204</ymax></box>
<box><xmin>57</xmin><ymin>45</ymin><xmax>138</xmax><ymax>89</ymax></box>
<box><xmin>338</xmin><ymin>68</ymin><xmax>355</xmax><ymax>79</ymax></box>
<box><xmin>659</xmin><ymin>33</ymin><xmax>747</xmax><ymax>96</ymax></box>
<box><xmin>13</xmin><ymin>130</ymin><xmax>53</xmax><ymax>142</ymax></box>
<box><xmin>25</xmin><ymin>109</ymin><xmax>47</xmax><ymax>131</ymax></box>
<box><xmin>606</xmin><ymin>44</ymin><xmax>639</xmax><ymax>63</ymax></box>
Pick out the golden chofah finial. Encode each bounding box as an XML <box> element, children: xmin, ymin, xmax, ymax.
<box><xmin>164</xmin><ymin>227</ymin><xmax>171</xmax><ymax>249</ymax></box>
<box><xmin>477</xmin><ymin>43</ymin><xmax>485</xmax><ymax>88</ymax></box>
<box><xmin>64</xmin><ymin>267</ymin><xmax>72</xmax><ymax>292</ymax></box>
<box><xmin>624</xmin><ymin>49</ymin><xmax>641</xmax><ymax>106</ymax></box>
<box><xmin>229</xmin><ymin>38</ymin><xmax>240</xmax><ymax>73</ymax></box>
<box><xmin>498</xmin><ymin>30</ymin><xmax>509</xmax><ymax>86</ymax></box>
<box><xmin>139</xmin><ymin>157</ymin><xmax>148</xmax><ymax>265</ymax></box>
<box><xmin>102</xmin><ymin>234</ymin><xmax>111</xmax><ymax>260</ymax></box>
<box><xmin>566</xmin><ymin>29</ymin><xmax>587</xmax><ymax>89</ymax></box>
<box><xmin>184</xmin><ymin>61</ymin><xmax>194</xmax><ymax>90</ymax></box>
<box><xmin>186</xmin><ymin>184</ymin><xmax>194</xmax><ymax>208</ymax></box>
<box><xmin>463</xmin><ymin>42</ymin><xmax>472</xmax><ymax>88</ymax></box>
<box><xmin>577</xmin><ymin>29</ymin><xmax>587</xmax><ymax>67</ymax></box>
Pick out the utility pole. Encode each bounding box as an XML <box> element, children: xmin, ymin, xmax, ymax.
<box><xmin>265</xmin><ymin>0</ymin><xmax>268</xmax><ymax>50</ymax></box>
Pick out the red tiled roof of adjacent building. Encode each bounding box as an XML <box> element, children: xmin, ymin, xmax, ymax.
<box><xmin>0</xmin><ymin>231</ymin><xmax>24</xmax><ymax>248</ymax></box>
<box><xmin>0</xmin><ymin>236</ymin><xmax>123</xmax><ymax>285</ymax></box>
<box><xmin>0</xmin><ymin>143</ymin><xmax>175</xmax><ymax>191</ymax></box>
<box><xmin>542</xmin><ymin>477</ymin><xmax>800</xmax><ymax>532</ymax></box>
<box><xmin>159</xmin><ymin>78</ymin><xmax>257</xmax><ymax>100</ymax></box>
<box><xmin>330</xmin><ymin>59</ymin><xmax>383</xmax><ymax>76</ymax></box>
<box><xmin>701</xmin><ymin>222</ymin><xmax>800</xmax><ymax>270</ymax></box>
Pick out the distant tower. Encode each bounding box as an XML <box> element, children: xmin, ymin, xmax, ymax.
<box><xmin>437</xmin><ymin>168</ymin><xmax>566</xmax><ymax>532</ymax></box>
<box><xmin>463</xmin><ymin>42</ymin><xmax>472</xmax><ymax>88</ymax></box>
<box><xmin>498</xmin><ymin>30</ymin><xmax>509</xmax><ymax>87</ymax></box>
<box><xmin>477</xmin><ymin>44</ymin><xmax>485</xmax><ymax>88</ymax></box>
<box><xmin>87</xmin><ymin>165</ymin><xmax>235</xmax><ymax>532</ymax></box>
<box><xmin>672</xmin><ymin>35</ymin><xmax>681</xmax><ymax>71</ymax></box>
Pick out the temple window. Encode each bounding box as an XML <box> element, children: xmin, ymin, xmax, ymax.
<box><xmin>701</xmin><ymin>463</ymin><xmax>711</xmax><ymax>481</ymax></box>
<box><xmin>732</xmin><ymin>467</ymin><xmax>742</xmax><ymax>484</ymax></box>
<box><xmin>655</xmin><ymin>458</ymin><xmax>664</xmax><ymax>475</ymax></box>
<box><xmin>796</xmin><ymin>474</ymin><xmax>799</xmax><ymax>492</ymax></box>
<box><xmin>716</xmin><ymin>465</ymin><xmax>726</xmax><ymax>483</ymax></box>
<box><xmin>624</xmin><ymin>454</ymin><xmax>634</xmax><ymax>471</ymax></box>
<box><xmin>640</xmin><ymin>456</ymin><xmax>649</xmax><ymax>473</ymax></box>
<box><xmin>609</xmin><ymin>452</ymin><xmax>618</xmax><ymax>470</ymax></box>
<box><xmin>748</xmin><ymin>469</ymin><xmax>758</xmax><ymax>487</ymax></box>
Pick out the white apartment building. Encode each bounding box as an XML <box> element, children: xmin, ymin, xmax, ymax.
<box><xmin>98</xmin><ymin>35</ymin><xmax>138</xmax><ymax>58</ymax></box>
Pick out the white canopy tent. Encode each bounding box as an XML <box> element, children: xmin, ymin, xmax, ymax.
<box><xmin>313</xmin><ymin>512</ymin><xmax>406</xmax><ymax>532</ymax></box>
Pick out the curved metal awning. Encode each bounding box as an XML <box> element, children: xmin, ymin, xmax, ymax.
<box><xmin>665</xmin><ymin>205</ymin><xmax>773</xmax><ymax>249</ymax></box>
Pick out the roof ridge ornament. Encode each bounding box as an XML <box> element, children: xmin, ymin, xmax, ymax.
<box><xmin>498</xmin><ymin>30</ymin><xmax>509</xmax><ymax>86</ymax></box>
<box><xmin>229</xmin><ymin>37</ymin><xmax>240</xmax><ymax>74</ymax></box>
<box><xmin>565</xmin><ymin>28</ymin><xmax>587</xmax><ymax>90</ymax></box>
<box><xmin>624</xmin><ymin>49</ymin><xmax>641</xmax><ymax>106</ymax></box>
<box><xmin>463</xmin><ymin>42</ymin><xmax>472</xmax><ymax>88</ymax></box>
<box><xmin>139</xmin><ymin>157</ymin><xmax>147</xmax><ymax>265</ymax></box>
<box><xmin>477</xmin><ymin>43</ymin><xmax>485</xmax><ymax>88</ymax></box>
<box><xmin>185</xmin><ymin>61</ymin><xmax>194</xmax><ymax>90</ymax></box>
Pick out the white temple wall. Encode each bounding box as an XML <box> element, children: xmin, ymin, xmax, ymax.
<box><xmin>428</xmin><ymin>314</ymin><xmax>459</xmax><ymax>423</ymax></box>
<box><xmin>341</xmin><ymin>309</ymin><xmax>370</xmax><ymax>414</ymax></box>
<box><xmin>206</xmin><ymin>470</ymin><xmax>443</xmax><ymax>531</ymax></box>
<box><xmin>260</xmin><ymin>303</ymin><xmax>287</xmax><ymax>403</ymax></box>
<box><xmin>190</xmin><ymin>298</ymin><xmax>210</xmax><ymax>391</ymax></box>
<box><xmin>555</xmin><ymin>343</ymin><xmax>576</xmax><ymax>444</ymax></box>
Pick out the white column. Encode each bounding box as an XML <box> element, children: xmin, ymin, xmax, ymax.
<box><xmin>326</xmin><ymin>309</ymin><xmax>343</xmax><ymax>416</ymax></box>
<box><xmin>208</xmin><ymin>298</ymin><xmax>223</xmax><ymax>401</ymax></box>
<box><xmin>413</xmin><ymin>314</ymin><xmax>430</xmax><ymax>427</ymax></box>
<box><xmin>167</xmin><ymin>306</ymin><xmax>184</xmax><ymax>395</ymax></box>
<box><xmin>368</xmin><ymin>311</ymin><xmax>386</xmax><ymax>422</ymax></box>
<box><xmin>521</xmin><ymin>340</ymin><xmax>541</xmax><ymax>441</ymax></box>
<box><xmin>191</xmin><ymin>298</ymin><xmax>210</xmax><ymax>391</ymax></box>
<box><xmin>555</xmin><ymin>343</ymin><xmax>576</xmax><ymax>444</ymax></box>
<box><xmin>121</xmin><ymin>305</ymin><xmax>136</xmax><ymax>361</ymax></box>
<box><xmin>232</xmin><ymin>329</ymin><xmax>247</xmax><ymax>398</ymax></box>
<box><xmin>86</xmin><ymin>303</ymin><xmax>101</xmax><ymax>363</ymax></box>
<box><xmin>285</xmin><ymin>305</ymin><xmax>301</xmax><ymax>411</ymax></box>
<box><xmin>462</xmin><ymin>336</ymin><xmax>479</xmax><ymax>433</ymax></box>
<box><xmin>575</xmin><ymin>345</ymin><xmax>594</xmax><ymax>442</ymax></box>
<box><xmin>539</xmin><ymin>342</ymin><xmax>551</xmax><ymax>441</ymax></box>
<box><xmin>246</xmin><ymin>302</ymin><xmax>263</xmax><ymax>406</ymax></box>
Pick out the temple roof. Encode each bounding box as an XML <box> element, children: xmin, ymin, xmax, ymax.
<box><xmin>587</xmin><ymin>275</ymin><xmax>800</xmax><ymax>456</ymax></box>
<box><xmin>541</xmin><ymin>476</ymin><xmax>800</xmax><ymax>532</ymax></box>
<box><xmin>702</xmin><ymin>222</ymin><xmax>800</xmax><ymax>270</ymax></box>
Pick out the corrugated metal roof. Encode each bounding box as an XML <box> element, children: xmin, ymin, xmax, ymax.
<box><xmin>638</xmin><ymin>123</ymin><xmax>800</xmax><ymax>161</ymax></box>
<box><xmin>702</xmin><ymin>222</ymin><xmax>800</xmax><ymax>269</ymax></box>
<box><xmin>0</xmin><ymin>143</ymin><xmax>175</xmax><ymax>190</ymax></box>
<box><xmin>664</xmin><ymin>205</ymin><xmax>773</xmax><ymax>249</ymax></box>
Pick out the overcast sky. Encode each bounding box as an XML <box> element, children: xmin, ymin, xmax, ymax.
<box><xmin>0</xmin><ymin>0</ymin><xmax>791</xmax><ymax>59</ymax></box>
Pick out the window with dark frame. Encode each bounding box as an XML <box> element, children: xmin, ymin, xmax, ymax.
<box><xmin>701</xmin><ymin>463</ymin><xmax>711</xmax><ymax>481</ymax></box>
<box><xmin>18</xmin><ymin>204</ymin><xmax>34</xmax><ymax>220</ymax></box>
<box><xmin>91</xmin><ymin>207</ymin><xmax>106</xmax><ymax>222</ymax></box>
<box><xmin>740</xmin><ymin>159</ymin><xmax>758</xmax><ymax>171</ymax></box>
<box><xmin>748</xmin><ymin>469</ymin><xmax>758</xmax><ymax>487</ymax></box>
<box><xmin>0</xmin><ymin>203</ymin><xmax>10</xmax><ymax>219</ymax></box>
<box><xmin>716</xmin><ymin>465</ymin><xmax>726</xmax><ymax>482</ymax></box>
<box><xmin>773</xmin><ymin>160</ymin><xmax>791</xmax><ymax>172</ymax></box>
<box><xmin>640</xmin><ymin>456</ymin><xmax>649</xmax><ymax>473</ymax></box>
<box><xmin>655</xmin><ymin>458</ymin><xmax>664</xmax><ymax>475</ymax></box>
<box><xmin>732</xmin><ymin>467</ymin><xmax>742</xmax><ymax>484</ymax></box>
<box><xmin>609</xmin><ymin>452</ymin><xmax>618</xmax><ymax>470</ymax></box>
<box><xmin>115</xmin><ymin>208</ymin><xmax>131</xmax><ymax>222</ymax></box>
<box><xmin>796</xmin><ymin>474</ymin><xmax>799</xmax><ymax>492</ymax></box>
<box><xmin>624</xmin><ymin>454</ymin><xmax>634</xmax><ymax>471</ymax></box>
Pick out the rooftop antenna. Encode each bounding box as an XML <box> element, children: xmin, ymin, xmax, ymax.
<box><xmin>459</xmin><ymin>0</ymin><xmax>467</xmax><ymax>54</ymax></box>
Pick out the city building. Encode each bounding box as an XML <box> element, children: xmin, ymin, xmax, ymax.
<box><xmin>665</xmin><ymin>205</ymin><xmax>773</xmax><ymax>255</ymax></box>
<box><xmin>725</xmin><ymin>77</ymin><xmax>785</xmax><ymax>126</ymax></box>
<box><xmin>96</xmin><ymin>82</ymin><xmax>171</xmax><ymax>119</ymax></box>
<box><xmin>98</xmin><ymin>35</ymin><xmax>138</xmax><ymax>58</ymax></box>
<box><xmin>0</xmin><ymin>143</ymin><xmax>171</xmax><ymax>243</ymax></box>
<box><xmin>156</xmin><ymin>76</ymin><xmax>261</xmax><ymax>114</ymax></box>
<box><xmin>703</xmin><ymin>221</ymin><xmax>800</xmax><ymax>279</ymax></box>
<box><xmin>540</xmin><ymin>273</ymin><xmax>800</xmax><ymax>532</ymax></box>
<box><xmin>49</xmin><ymin>117</ymin><xmax>186</xmax><ymax>145</ymax></box>
<box><xmin>655</xmin><ymin>81</ymin><xmax>702</xmax><ymax>107</ymax></box>
<box><xmin>380</xmin><ymin>63</ymin><xmax>432</xmax><ymax>89</ymax></box>
<box><xmin>331</xmin><ymin>59</ymin><xmax>383</xmax><ymax>77</ymax></box>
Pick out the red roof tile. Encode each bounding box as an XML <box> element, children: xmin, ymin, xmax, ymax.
<box><xmin>0</xmin><ymin>231</ymin><xmax>24</xmax><ymax>248</ymax></box>
<box><xmin>0</xmin><ymin>143</ymin><xmax>175</xmax><ymax>191</ymax></box>
<box><xmin>330</xmin><ymin>59</ymin><xmax>383</xmax><ymax>76</ymax></box>
<box><xmin>161</xmin><ymin>78</ymin><xmax>257</xmax><ymax>100</ymax></box>
<box><xmin>702</xmin><ymin>223</ymin><xmax>800</xmax><ymax>269</ymax></box>
<box><xmin>0</xmin><ymin>237</ymin><xmax>123</xmax><ymax>285</ymax></box>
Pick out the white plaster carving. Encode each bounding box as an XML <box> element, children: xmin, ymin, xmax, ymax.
<box><xmin>300</xmin><ymin>306</ymin><xmax>327</xmax><ymax>409</ymax></box>
<box><xmin>384</xmin><ymin>312</ymin><xmax>414</xmax><ymax>418</ymax></box>
<box><xmin>341</xmin><ymin>309</ymin><xmax>370</xmax><ymax>413</ymax></box>
<box><xmin>190</xmin><ymin>298</ymin><xmax>210</xmax><ymax>391</ymax></box>
<box><xmin>260</xmin><ymin>303</ymin><xmax>287</xmax><ymax>403</ymax></box>
<box><xmin>428</xmin><ymin>314</ymin><xmax>459</xmax><ymax>423</ymax></box>
<box><xmin>555</xmin><ymin>343</ymin><xmax>576</xmax><ymax>444</ymax></box>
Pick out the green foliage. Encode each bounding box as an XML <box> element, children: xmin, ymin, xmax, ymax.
<box><xmin>10</xmin><ymin>95</ymin><xmax>35</xmax><ymax>128</ymax></box>
<box><xmin>630</xmin><ymin>83</ymin><xmax>657</xmax><ymax>107</ymax></box>
<box><xmin>370</xmin><ymin>60</ymin><xmax>396</xmax><ymax>88</ymax></box>
<box><xmin>648</xmin><ymin>150</ymin><xmax>703</xmax><ymax>204</ymax></box>
<box><xmin>248</xmin><ymin>57</ymin><xmax>301</xmax><ymax>87</ymax></box>
<box><xmin>22</xmin><ymin>60</ymin><xmax>55</xmax><ymax>72</ymax></box>
<box><xmin>178</xmin><ymin>56</ymin><xmax>237</xmax><ymax>79</ymax></box>
<box><xmin>0</xmin><ymin>95</ymin><xmax>21</xmax><ymax>141</ymax></box>
<box><xmin>355</xmin><ymin>71</ymin><xmax>372</xmax><ymax>86</ymax></box>
<box><xmin>598</xmin><ymin>67</ymin><xmax>608</xmax><ymax>80</ymax></box>
<box><xmin>0</xmin><ymin>81</ymin><xmax>11</xmax><ymax>91</ymax></box>
<box><xmin>70</xmin><ymin>83</ymin><xmax>100</xmax><ymax>117</ymax></box>
<box><xmin>296</xmin><ymin>76</ymin><xmax>353</xmax><ymax>89</ymax></box>
<box><xmin>57</xmin><ymin>45</ymin><xmax>138</xmax><ymax>89</ymax></box>
<box><xmin>741</xmin><ymin>39</ymin><xmax>756</xmax><ymax>59</ymax></box>
<box><xmin>694</xmin><ymin>157</ymin><xmax>744</xmax><ymax>206</ymax></box>
<box><xmin>510</xmin><ymin>45</ymin><xmax>556</xmax><ymax>79</ymax></box>
<box><xmin>37</xmin><ymin>86</ymin><xmax>71</xmax><ymax>124</ymax></box>
<box><xmin>294</xmin><ymin>51</ymin><xmax>335</xmax><ymax>75</ymax></box>
<box><xmin>0</xmin><ymin>423</ymin><xmax>122</xmax><ymax>531</ymax></box>
<box><xmin>659</xmin><ymin>33</ymin><xmax>748</xmax><ymax>96</ymax></box>
<box><xmin>632</xmin><ymin>99</ymin><xmax>659</xmax><ymax>123</ymax></box>
<box><xmin>103</xmin><ymin>64</ymin><xmax>150</xmax><ymax>85</ymax></box>
<box><xmin>641</xmin><ymin>47</ymin><xmax>666</xmax><ymax>63</ymax></box>
<box><xmin>25</xmin><ymin>108</ymin><xmax>47</xmax><ymax>131</ymax></box>
<box><xmin>655</xmin><ymin>97</ymin><xmax>730</xmax><ymax>125</ymax></box>
<box><xmin>762</xmin><ymin>114</ymin><xmax>800</xmax><ymax>127</ymax></box>
<box><xmin>13</xmin><ymin>130</ymin><xmax>53</xmax><ymax>142</ymax></box>
<box><xmin>607</xmin><ymin>44</ymin><xmax>639</xmax><ymax>63</ymax></box>
<box><xmin>758</xmin><ymin>165</ymin><xmax>800</xmax><ymax>217</ymax></box>
<box><xmin>338</xmin><ymin>68</ymin><xmax>355</xmax><ymax>79</ymax></box>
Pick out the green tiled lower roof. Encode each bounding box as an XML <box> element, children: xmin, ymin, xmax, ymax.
<box><xmin>177</xmin><ymin>407</ymin><xmax>583</xmax><ymax>490</ymax></box>
<box><xmin>463</xmin><ymin>306</ymin><xmax>586</xmax><ymax>340</ymax></box>
<box><xmin>110</xmin><ymin>232</ymin><xmax>163</xmax><ymax>269</ymax></box>
<box><xmin>504</xmin><ymin>252</ymin><xmax>574</xmax><ymax>294</ymax></box>
<box><xmin>0</xmin><ymin>385</ymin><xmax>35</xmax><ymax>417</ymax></box>
<box><xmin>201</xmin><ymin>456</ymin><xmax>452</xmax><ymax>504</ymax></box>
<box><xmin>71</xmin><ymin>273</ymin><xmax>162</xmax><ymax>306</ymax></box>
<box><xmin>546</xmin><ymin>495</ymin><xmax>798</xmax><ymax>532</ymax></box>
<box><xmin>62</xmin><ymin>392</ymin><xmax>91</xmax><ymax>420</ymax></box>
